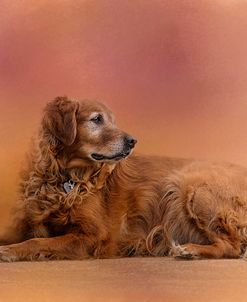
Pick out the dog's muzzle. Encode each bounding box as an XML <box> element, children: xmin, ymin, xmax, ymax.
<box><xmin>91</xmin><ymin>135</ymin><xmax>137</xmax><ymax>161</ymax></box>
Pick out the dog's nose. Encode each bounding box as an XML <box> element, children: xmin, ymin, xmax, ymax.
<box><xmin>125</xmin><ymin>136</ymin><xmax>137</xmax><ymax>149</ymax></box>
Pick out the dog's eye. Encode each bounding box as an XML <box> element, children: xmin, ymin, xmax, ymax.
<box><xmin>90</xmin><ymin>114</ymin><xmax>104</xmax><ymax>125</ymax></box>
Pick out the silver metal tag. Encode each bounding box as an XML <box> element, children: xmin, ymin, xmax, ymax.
<box><xmin>63</xmin><ymin>180</ymin><xmax>75</xmax><ymax>193</ymax></box>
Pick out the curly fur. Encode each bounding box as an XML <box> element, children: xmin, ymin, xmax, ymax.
<box><xmin>1</xmin><ymin>96</ymin><xmax>247</xmax><ymax>261</ymax></box>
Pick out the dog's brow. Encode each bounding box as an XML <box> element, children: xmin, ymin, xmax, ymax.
<box><xmin>89</xmin><ymin>112</ymin><xmax>101</xmax><ymax>119</ymax></box>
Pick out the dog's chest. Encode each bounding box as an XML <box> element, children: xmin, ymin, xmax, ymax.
<box><xmin>42</xmin><ymin>203</ymin><xmax>82</xmax><ymax>236</ymax></box>
<box><xmin>33</xmin><ymin>188</ymin><xmax>86</xmax><ymax>236</ymax></box>
<box><xmin>31</xmin><ymin>178</ymin><xmax>107</xmax><ymax>238</ymax></box>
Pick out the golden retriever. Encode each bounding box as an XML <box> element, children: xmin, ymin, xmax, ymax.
<box><xmin>1</xmin><ymin>96</ymin><xmax>247</xmax><ymax>261</ymax></box>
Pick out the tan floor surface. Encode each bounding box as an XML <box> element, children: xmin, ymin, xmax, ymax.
<box><xmin>1</xmin><ymin>258</ymin><xmax>247</xmax><ymax>302</ymax></box>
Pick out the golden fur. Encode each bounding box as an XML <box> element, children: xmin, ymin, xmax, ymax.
<box><xmin>1</xmin><ymin>96</ymin><xmax>247</xmax><ymax>261</ymax></box>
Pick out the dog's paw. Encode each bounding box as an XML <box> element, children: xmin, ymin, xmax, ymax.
<box><xmin>241</xmin><ymin>249</ymin><xmax>247</xmax><ymax>260</ymax></box>
<box><xmin>169</xmin><ymin>242</ymin><xmax>199</xmax><ymax>260</ymax></box>
<box><xmin>0</xmin><ymin>246</ymin><xmax>18</xmax><ymax>262</ymax></box>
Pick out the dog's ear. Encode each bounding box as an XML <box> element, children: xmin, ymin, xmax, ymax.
<box><xmin>42</xmin><ymin>96</ymin><xmax>79</xmax><ymax>146</ymax></box>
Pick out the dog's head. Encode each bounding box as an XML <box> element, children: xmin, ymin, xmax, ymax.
<box><xmin>42</xmin><ymin>96</ymin><xmax>137</xmax><ymax>168</ymax></box>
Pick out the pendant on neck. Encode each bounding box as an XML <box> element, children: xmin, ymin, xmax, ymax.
<box><xmin>63</xmin><ymin>179</ymin><xmax>76</xmax><ymax>193</ymax></box>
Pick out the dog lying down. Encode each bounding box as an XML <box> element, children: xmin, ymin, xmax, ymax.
<box><xmin>1</xmin><ymin>96</ymin><xmax>247</xmax><ymax>262</ymax></box>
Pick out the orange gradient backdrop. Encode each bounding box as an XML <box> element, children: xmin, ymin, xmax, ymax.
<box><xmin>1</xmin><ymin>0</ymin><xmax>247</xmax><ymax>228</ymax></box>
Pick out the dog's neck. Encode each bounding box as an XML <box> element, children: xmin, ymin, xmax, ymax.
<box><xmin>35</xmin><ymin>137</ymin><xmax>116</xmax><ymax>193</ymax></box>
<box><xmin>63</xmin><ymin>163</ymin><xmax>116</xmax><ymax>191</ymax></box>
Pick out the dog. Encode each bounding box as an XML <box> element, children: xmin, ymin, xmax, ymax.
<box><xmin>1</xmin><ymin>96</ymin><xmax>247</xmax><ymax>261</ymax></box>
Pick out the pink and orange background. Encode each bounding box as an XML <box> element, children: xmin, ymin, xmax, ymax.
<box><xmin>1</xmin><ymin>0</ymin><xmax>247</xmax><ymax>229</ymax></box>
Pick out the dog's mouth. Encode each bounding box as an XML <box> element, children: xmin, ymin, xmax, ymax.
<box><xmin>91</xmin><ymin>150</ymin><xmax>131</xmax><ymax>161</ymax></box>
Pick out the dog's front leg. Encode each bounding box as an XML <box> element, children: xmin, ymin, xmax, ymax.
<box><xmin>0</xmin><ymin>233</ymin><xmax>92</xmax><ymax>262</ymax></box>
